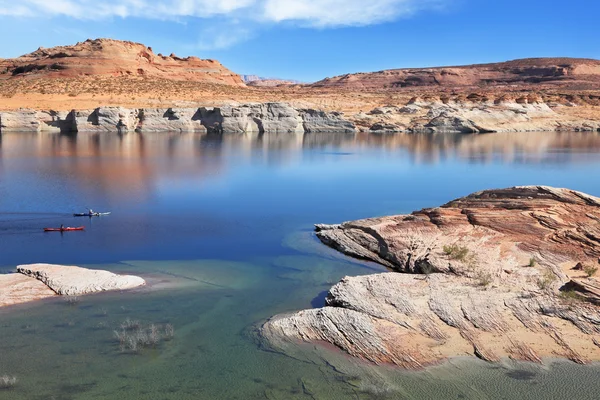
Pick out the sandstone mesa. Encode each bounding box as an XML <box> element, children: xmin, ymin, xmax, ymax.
<box><xmin>261</xmin><ymin>186</ymin><xmax>600</xmax><ymax>369</ymax></box>
<box><xmin>0</xmin><ymin>39</ymin><xmax>599</xmax><ymax>133</ymax></box>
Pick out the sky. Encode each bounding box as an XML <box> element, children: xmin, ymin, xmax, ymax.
<box><xmin>0</xmin><ymin>0</ymin><xmax>598</xmax><ymax>82</ymax></box>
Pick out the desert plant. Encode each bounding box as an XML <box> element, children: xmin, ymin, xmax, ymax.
<box><xmin>0</xmin><ymin>375</ymin><xmax>17</xmax><ymax>389</ymax></box>
<box><xmin>537</xmin><ymin>270</ymin><xmax>557</xmax><ymax>291</ymax></box>
<box><xmin>584</xmin><ymin>265</ymin><xmax>598</xmax><ymax>278</ymax></box>
<box><xmin>64</xmin><ymin>296</ymin><xmax>79</xmax><ymax>305</ymax></box>
<box><xmin>475</xmin><ymin>271</ymin><xmax>493</xmax><ymax>288</ymax></box>
<box><xmin>164</xmin><ymin>324</ymin><xmax>175</xmax><ymax>340</ymax></box>
<box><xmin>528</xmin><ymin>257</ymin><xmax>537</xmax><ymax>268</ymax></box>
<box><xmin>559</xmin><ymin>290</ymin><xmax>585</xmax><ymax>303</ymax></box>
<box><xmin>120</xmin><ymin>318</ymin><xmax>140</xmax><ymax>331</ymax></box>
<box><xmin>114</xmin><ymin>320</ymin><xmax>175</xmax><ymax>353</ymax></box>
<box><xmin>443</xmin><ymin>244</ymin><xmax>470</xmax><ymax>261</ymax></box>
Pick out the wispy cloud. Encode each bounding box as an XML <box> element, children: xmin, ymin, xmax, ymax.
<box><xmin>0</xmin><ymin>0</ymin><xmax>447</xmax><ymax>46</ymax></box>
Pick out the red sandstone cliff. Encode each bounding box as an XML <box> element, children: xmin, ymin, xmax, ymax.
<box><xmin>0</xmin><ymin>38</ymin><xmax>245</xmax><ymax>86</ymax></box>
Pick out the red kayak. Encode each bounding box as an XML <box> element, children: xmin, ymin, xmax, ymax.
<box><xmin>44</xmin><ymin>226</ymin><xmax>85</xmax><ymax>232</ymax></box>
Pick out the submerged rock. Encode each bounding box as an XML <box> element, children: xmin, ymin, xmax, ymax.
<box><xmin>262</xmin><ymin>186</ymin><xmax>600</xmax><ymax>368</ymax></box>
<box><xmin>16</xmin><ymin>264</ymin><xmax>145</xmax><ymax>296</ymax></box>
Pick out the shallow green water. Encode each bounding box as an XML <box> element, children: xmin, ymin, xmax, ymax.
<box><xmin>2</xmin><ymin>131</ymin><xmax>600</xmax><ymax>399</ymax></box>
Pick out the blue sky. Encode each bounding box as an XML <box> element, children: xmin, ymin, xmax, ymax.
<box><xmin>0</xmin><ymin>0</ymin><xmax>598</xmax><ymax>82</ymax></box>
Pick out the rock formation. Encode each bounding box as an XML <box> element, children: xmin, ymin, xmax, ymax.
<box><xmin>0</xmin><ymin>103</ymin><xmax>357</xmax><ymax>134</ymax></box>
<box><xmin>0</xmin><ymin>264</ymin><xmax>145</xmax><ymax>307</ymax></box>
<box><xmin>0</xmin><ymin>38</ymin><xmax>244</xmax><ymax>86</ymax></box>
<box><xmin>262</xmin><ymin>186</ymin><xmax>600</xmax><ymax>368</ymax></box>
<box><xmin>18</xmin><ymin>264</ymin><xmax>146</xmax><ymax>296</ymax></box>
<box><xmin>353</xmin><ymin>95</ymin><xmax>600</xmax><ymax>133</ymax></box>
<box><xmin>312</xmin><ymin>58</ymin><xmax>600</xmax><ymax>90</ymax></box>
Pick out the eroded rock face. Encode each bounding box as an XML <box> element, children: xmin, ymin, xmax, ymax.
<box><xmin>17</xmin><ymin>264</ymin><xmax>146</xmax><ymax>296</ymax></box>
<box><xmin>0</xmin><ymin>103</ymin><xmax>357</xmax><ymax>134</ymax></box>
<box><xmin>262</xmin><ymin>186</ymin><xmax>600</xmax><ymax>368</ymax></box>
<box><xmin>355</xmin><ymin>98</ymin><xmax>600</xmax><ymax>134</ymax></box>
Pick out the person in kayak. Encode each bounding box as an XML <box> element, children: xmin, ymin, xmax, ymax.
<box><xmin>88</xmin><ymin>208</ymin><xmax>95</xmax><ymax>216</ymax></box>
<box><xmin>60</xmin><ymin>224</ymin><xmax>64</xmax><ymax>231</ymax></box>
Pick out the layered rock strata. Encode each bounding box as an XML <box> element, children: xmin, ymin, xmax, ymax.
<box><xmin>3</xmin><ymin>98</ymin><xmax>598</xmax><ymax>134</ymax></box>
<box><xmin>0</xmin><ymin>264</ymin><xmax>145</xmax><ymax>307</ymax></box>
<box><xmin>0</xmin><ymin>38</ymin><xmax>244</xmax><ymax>86</ymax></box>
<box><xmin>262</xmin><ymin>186</ymin><xmax>600</xmax><ymax>368</ymax></box>
<box><xmin>0</xmin><ymin>103</ymin><xmax>356</xmax><ymax>134</ymax></box>
<box><xmin>354</xmin><ymin>96</ymin><xmax>600</xmax><ymax>133</ymax></box>
<box><xmin>312</xmin><ymin>58</ymin><xmax>600</xmax><ymax>90</ymax></box>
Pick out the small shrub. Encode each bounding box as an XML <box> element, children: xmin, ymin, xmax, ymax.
<box><xmin>528</xmin><ymin>257</ymin><xmax>537</xmax><ymax>268</ymax></box>
<box><xmin>0</xmin><ymin>375</ymin><xmax>17</xmax><ymax>389</ymax></box>
<box><xmin>560</xmin><ymin>290</ymin><xmax>585</xmax><ymax>303</ymax></box>
<box><xmin>114</xmin><ymin>320</ymin><xmax>175</xmax><ymax>353</ymax></box>
<box><xmin>475</xmin><ymin>271</ymin><xmax>493</xmax><ymax>288</ymax></box>
<box><xmin>443</xmin><ymin>244</ymin><xmax>470</xmax><ymax>261</ymax></box>
<box><xmin>64</xmin><ymin>296</ymin><xmax>79</xmax><ymax>305</ymax></box>
<box><xmin>584</xmin><ymin>265</ymin><xmax>598</xmax><ymax>278</ymax></box>
<box><xmin>120</xmin><ymin>318</ymin><xmax>140</xmax><ymax>331</ymax></box>
<box><xmin>537</xmin><ymin>270</ymin><xmax>557</xmax><ymax>290</ymax></box>
<box><xmin>164</xmin><ymin>324</ymin><xmax>175</xmax><ymax>340</ymax></box>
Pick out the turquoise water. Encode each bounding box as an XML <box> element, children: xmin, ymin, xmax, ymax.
<box><xmin>1</xmin><ymin>131</ymin><xmax>600</xmax><ymax>399</ymax></box>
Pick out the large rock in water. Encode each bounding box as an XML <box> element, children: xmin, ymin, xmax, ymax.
<box><xmin>262</xmin><ymin>186</ymin><xmax>600</xmax><ymax>368</ymax></box>
<box><xmin>17</xmin><ymin>264</ymin><xmax>146</xmax><ymax>296</ymax></box>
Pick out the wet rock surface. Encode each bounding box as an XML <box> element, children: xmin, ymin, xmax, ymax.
<box><xmin>262</xmin><ymin>186</ymin><xmax>600</xmax><ymax>368</ymax></box>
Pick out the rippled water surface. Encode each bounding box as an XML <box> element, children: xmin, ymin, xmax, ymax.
<box><xmin>1</xmin><ymin>131</ymin><xmax>600</xmax><ymax>399</ymax></box>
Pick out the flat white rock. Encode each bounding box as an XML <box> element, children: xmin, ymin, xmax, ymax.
<box><xmin>17</xmin><ymin>264</ymin><xmax>146</xmax><ymax>296</ymax></box>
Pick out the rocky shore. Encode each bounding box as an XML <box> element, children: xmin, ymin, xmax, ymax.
<box><xmin>261</xmin><ymin>186</ymin><xmax>600</xmax><ymax>369</ymax></box>
<box><xmin>0</xmin><ymin>103</ymin><xmax>355</xmax><ymax>134</ymax></box>
<box><xmin>2</xmin><ymin>99</ymin><xmax>598</xmax><ymax>135</ymax></box>
<box><xmin>0</xmin><ymin>264</ymin><xmax>145</xmax><ymax>307</ymax></box>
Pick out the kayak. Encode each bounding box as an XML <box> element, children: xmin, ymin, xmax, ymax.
<box><xmin>73</xmin><ymin>212</ymin><xmax>111</xmax><ymax>217</ymax></box>
<box><xmin>44</xmin><ymin>227</ymin><xmax>85</xmax><ymax>232</ymax></box>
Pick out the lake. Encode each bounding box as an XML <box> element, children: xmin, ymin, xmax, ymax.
<box><xmin>1</xmin><ymin>130</ymin><xmax>600</xmax><ymax>399</ymax></box>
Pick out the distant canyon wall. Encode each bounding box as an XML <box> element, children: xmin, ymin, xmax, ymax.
<box><xmin>1</xmin><ymin>100</ymin><xmax>599</xmax><ymax>134</ymax></box>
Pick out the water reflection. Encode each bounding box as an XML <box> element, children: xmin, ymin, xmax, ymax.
<box><xmin>1</xmin><ymin>130</ymin><xmax>599</xmax><ymax>202</ymax></box>
<box><xmin>3</xmin><ymin>130</ymin><xmax>600</xmax><ymax>162</ymax></box>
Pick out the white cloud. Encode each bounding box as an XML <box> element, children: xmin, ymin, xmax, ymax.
<box><xmin>0</xmin><ymin>0</ymin><xmax>444</xmax><ymax>24</ymax></box>
<box><xmin>262</xmin><ymin>0</ymin><xmax>429</xmax><ymax>27</ymax></box>
<box><xmin>0</xmin><ymin>0</ymin><xmax>447</xmax><ymax>47</ymax></box>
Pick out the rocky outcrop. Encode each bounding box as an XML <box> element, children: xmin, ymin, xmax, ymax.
<box><xmin>262</xmin><ymin>186</ymin><xmax>600</xmax><ymax>368</ymax></box>
<box><xmin>0</xmin><ymin>38</ymin><xmax>244</xmax><ymax>86</ymax></box>
<box><xmin>352</xmin><ymin>97</ymin><xmax>600</xmax><ymax>133</ymax></box>
<box><xmin>0</xmin><ymin>264</ymin><xmax>146</xmax><ymax>307</ymax></box>
<box><xmin>17</xmin><ymin>264</ymin><xmax>145</xmax><ymax>296</ymax></box>
<box><xmin>0</xmin><ymin>103</ymin><xmax>357</xmax><ymax>134</ymax></box>
<box><xmin>312</xmin><ymin>58</ymin><xmax>600</xmax><ymax>90</ymax></box>
<box><xmin>0</xmin><ymin>273</ymin><xmax>56</xmax><ymax>307</ymax></box>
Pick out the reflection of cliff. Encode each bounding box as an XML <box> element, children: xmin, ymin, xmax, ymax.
<box><xmin>2</xmin><ymin>131</ymin><xmax>600</xmax><ymax>202</ymax></box>
<box><xmin>0</xmin><ymin>133</ymin><xmax>228</xmax><ymax>202</ymax></box>
<box><xmin>328</xmin><ymin>131</ymin><xmax>600</xmax><ymax>165</ymax></box>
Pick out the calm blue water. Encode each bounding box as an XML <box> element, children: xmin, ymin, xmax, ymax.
<box><xmin>1</xmin><ymin>130</ymin><xmax>600</xmax><ymax>399</ymax></box>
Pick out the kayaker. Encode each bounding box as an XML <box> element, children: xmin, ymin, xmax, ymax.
<box><xmin>88</xmin><ymin>208</ymin><xmax>94</xmax><ymax>215</ymax></box>
<box><xmin>60</xmin><ymin>224</ymin><xmax>64</xmax><ymax>231</ymax></box>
